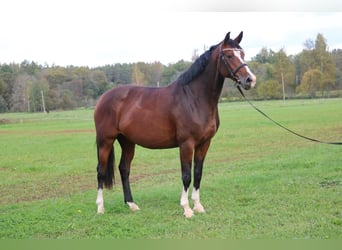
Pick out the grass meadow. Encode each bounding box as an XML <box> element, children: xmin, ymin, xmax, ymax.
<box><xmin>0</xmin><ymin>99</ymin><xmax>341</xmax><ymax>239</ymax></box>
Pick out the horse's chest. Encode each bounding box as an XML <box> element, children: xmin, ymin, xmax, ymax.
<box><xmin>188</xmin><ymin>115</ymin><xmax>218</xmax><ymax>143</ymax></box>
<box><xmin>201</xmin><ymin>118</ymin><xmax>218</xmax><ymax>138</ymax></box>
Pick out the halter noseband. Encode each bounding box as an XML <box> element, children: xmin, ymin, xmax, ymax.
<box><xmin>219</xmin><ymin>44</ymin><xmax>248</xmax><ymax>82</ymax></box>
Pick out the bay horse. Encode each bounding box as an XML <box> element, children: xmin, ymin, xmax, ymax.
<box><xmin>94</xmin><ymin>31</ymin><xmax>256</xmax><ymax>218</ymax></box>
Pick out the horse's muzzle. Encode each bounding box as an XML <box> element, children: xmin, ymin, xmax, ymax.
<box><xmin>238</xmin><ymin>75</ymin><xmax>256</xmax><ymax>90</ymax></box>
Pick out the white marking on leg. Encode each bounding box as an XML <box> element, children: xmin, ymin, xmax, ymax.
<box><xmin>96</xmin><ymin>188</ymin><xmax>105</xmax><ymax>214</ymax></box>
<box><xmin>127</xmin><ymin>202</ymin><xmax>140</xmax><ymax>211</ymax></box>
<box><xmin>180</xmin><ymin>188</ymin><xmax>194</xmax><ymax>218</ymax></box>
<box><xmin>192</xmin><ymin>188</ymin><xmax>205</xmax><ymax>213</ymax></box>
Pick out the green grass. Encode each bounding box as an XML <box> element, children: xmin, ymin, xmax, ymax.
<box><xmin>0</xmin><ymin>99</ymin><xmax>341</xmax><ymax>239</ymax></box>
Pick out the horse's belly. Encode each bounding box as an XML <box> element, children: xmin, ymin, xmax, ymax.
<box><xmin>128</xmin><ymin>131</ymin><xmax>178</xmax><ymax>149</ymax></box>
<box><xmin>137</xmin><ymin>138</ymin><xmax>178</xmax><ymax>149</ymax></box>
<box><xmin>120</xmin><ymin>118</ymin><xmax>177</xmax><ymax>149</ymax></box>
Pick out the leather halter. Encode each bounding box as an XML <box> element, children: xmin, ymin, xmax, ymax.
<box><xmin>218</xmin><ymin>44</ymin><xmax>248</xmax><ymax>82</ymax></box>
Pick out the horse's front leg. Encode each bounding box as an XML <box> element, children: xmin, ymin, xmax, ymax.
<box><xmin>192</xmin><ymin>140</ymin><xmax>211</xmax><ymax>213</ymax></box>
<box><xmin>179</xmin><ymin>142</ymin><xmax>194</xmax><ymax>218</ymax></box>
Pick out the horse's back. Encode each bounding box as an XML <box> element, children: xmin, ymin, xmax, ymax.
<box><xmin>94</xmin><ymin>84</ymin><xmax>179</xmax><ymax>148</ymax></box>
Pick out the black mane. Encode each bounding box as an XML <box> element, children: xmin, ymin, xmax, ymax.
<box><xmin>177</xmin><ymin>44</ymin><xmax>218</xmax><ymax>85</ymax></box>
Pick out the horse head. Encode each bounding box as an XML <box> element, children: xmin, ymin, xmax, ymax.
<box><xmin>218</xmin><ymin>32</ymin><xmax>256</xmax><ymax>90</ymax></box>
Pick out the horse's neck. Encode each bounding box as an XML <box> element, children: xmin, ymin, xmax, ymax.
<box><xmin>189</xmin><ymin>59</ymin><xmax>225</xmax><ymax>108</ymax></box>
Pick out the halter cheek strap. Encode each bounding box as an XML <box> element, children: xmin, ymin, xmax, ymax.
<box><xmin>219</xmin><ymin>45</ymin><xmax>248</xmax><ymax>80</ymax></box>
<box><xmin>231</xmin><ymin>62</ymin><xmax>248</xmax><ymax>76</ymax></box>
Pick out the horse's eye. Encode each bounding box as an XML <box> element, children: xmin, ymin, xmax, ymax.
<box><xmin>226</xmin><ymin>55</ymin><xmax>233</xmax><ymax>60</ymax></box>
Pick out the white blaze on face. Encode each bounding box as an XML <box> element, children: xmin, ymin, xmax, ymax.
<box><xmin>233</xmin><ymin>49</ymin><xmax>244</xmax><ymax>64</ymax></box>
<box><xmin>233</xmin><ymin>50</ymin><xmax>257</xmax><ymax>88</ymax></box>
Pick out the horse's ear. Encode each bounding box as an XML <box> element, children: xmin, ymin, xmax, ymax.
<box><xmin>223</xmin><ymin>32</ymin><xmax>231</xmax><ymax>44</ymax></box>
<box><xmin>234</xmin><ymin>31</ymin><xmax>243</xmax><ymax>44</ymax></box>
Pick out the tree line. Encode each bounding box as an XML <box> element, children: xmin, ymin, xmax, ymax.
<box><xmin>0</xmin><ymin>33</ymin><xmax>341</xmax><ymax>113</ymax></box>
<box><xmin>248</xmin><ymin>33</ymin><xmax>342</xmax><ymax>100</ymax></box>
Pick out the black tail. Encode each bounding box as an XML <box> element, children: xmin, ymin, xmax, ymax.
<box><xmin>97</xmin><ymin>144</ymin><xmax>115</xmax><ymax>189</ymax></box>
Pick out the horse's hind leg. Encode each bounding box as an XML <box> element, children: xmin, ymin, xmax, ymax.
<box><xmin>96</xmin><ymin>138</ymin><xmax>115</xmax><ymax>214</ymax></box>
<box><xmin>117</xmin><ymin>135</ymin><xmax>140</xmax><ymax>211</ymax></box>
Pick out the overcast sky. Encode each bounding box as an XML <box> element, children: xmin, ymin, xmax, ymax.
<box><xmin>1</xmin><ymin>0</ymin><xmax>342</xmax><ymax>67</ymax></box>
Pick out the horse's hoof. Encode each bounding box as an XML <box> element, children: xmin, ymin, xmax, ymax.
<box><xmin>183</xmin><ymin>208</ymin><xmax>194</xmax><ymax>218</ymax></box>
<box><xmin>193</xmin><ymin>204</ymin><xmax>205</xmax><ymax>213</ymax></box>
<box><xmin>97</xmin><ymin>206</ymin><xmax>105</xmax><ymax>214</ymax></box>
<box><xmin>127</xmin><ymin>202</ymin><xmax>140</xmax><ymax>211</ymax></box>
